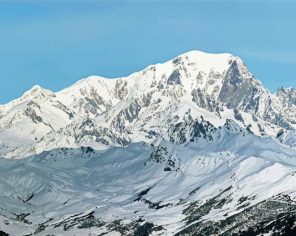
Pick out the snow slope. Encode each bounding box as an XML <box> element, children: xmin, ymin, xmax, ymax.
<box><xmin>0</xmin><ymin>125</ymin><xmax>296</xmax><ymax>235</ymax></box>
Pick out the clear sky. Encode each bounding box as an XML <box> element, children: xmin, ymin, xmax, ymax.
<box><xmin>0</xmin><ymin>0</ymin><xmax>295</xmax><ymax>103</ymax></box>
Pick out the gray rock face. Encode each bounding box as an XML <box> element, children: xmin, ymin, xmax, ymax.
<box><xmin>145</xmin><ymin>144</ymin><xmax>180</xmax><ymax>171</ymax></box>
<box><xmin>75</xmin><ymin>119</ymin><xmax>130</xmax><ymax>146</ymax></box>
<box><xmin>168</xmin><ymin>115</ymin><xmax>218</xmax><ymax>144</ymax></box>
<box><xmin>51</xmin><ymin>117</ymin><xmax>131</xmax><ymax>147</ymax></box>
<box><xmin>114</xmin><ymin>79</ymin><xmax>128</xmax><ymax>100</ymax></box>
<box><xmin>216</xmin><ymin>60</ymin><xmax>296</xmax><ymax>131</ymax></box>
<box><xmin>24</xmin><ymin>108</ymin><xmax>42</xmax><ymax>123</ymax></box>
<box><xmin>277</xmin><ymin>87</ymin><xmax>296</xmax><ymax>105</ymax></box>
<box><xmin>79</xmin><ymin>87</ymin><xmax>112</xmax><ymax>115</ymax></box>
<box><xmin>23</xmin><ymin>101</ymin><xmax>43</xmax><ymax>123</ymax></box>
<box><xmin>276</xmin><ymin>87</ymin><xmax>296</xmax><ymax>125</ymax></box>
<box><xmin>191</xmin><ymin>88</ymin><xmax>222</xmax><ymax>116</ymax></box>
<box><xmin>167</xmin><ymin>69</ymin><xmax>182</xmax><ymax>85</ymax></box>
<box><xmin>219</xmin><ymin>61</ymin><xmax>259</xmax><ymax>113</ymax></box>
<box><xmin>111</xmin><ymin>98</ymin><xmax>143</xmax><ymax>131</ymax></box>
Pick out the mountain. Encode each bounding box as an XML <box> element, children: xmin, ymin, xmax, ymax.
<box><xmin>1</xmin><ymin>50</ymin><xmax>295</xmax><ymax>158</ymax></box>
<box><xmin>0</xmin><ymin>50</ymin><xmax>296</xmax><ymax>235</ymax></box>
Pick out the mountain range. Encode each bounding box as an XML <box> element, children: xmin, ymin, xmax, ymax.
<box><xmin>0</xmin><ymin>50</ymin><xmax>296</xmax><ymax>236</ymax></box>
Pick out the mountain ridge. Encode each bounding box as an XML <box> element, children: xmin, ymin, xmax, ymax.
<box><xmin>0</xmin><ymin>50</ymin><xmax>295</xmax><ymax>159</ymax></box>
<box><xmin>3</xmin><ymin>50</ymin><xmax>294</xmax><ymax>105</ymax></box>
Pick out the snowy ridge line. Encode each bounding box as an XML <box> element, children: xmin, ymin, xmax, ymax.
<box><xmin>0</xmin><ymin>49</ymin><xmax>295</xmax><ymax>159</ymax></box>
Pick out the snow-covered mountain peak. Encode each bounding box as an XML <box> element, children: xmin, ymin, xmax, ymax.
<box><xmin>17</xmin><ymin>84</ymin><xmax>53</xmax><ymax>103</ymax></box>
<box><xmin>0</xmin><ymin>49</ymin><xmax>295</xmax><ymax>159</ymax></box>
<box><xmin>0</xmin><ymin>84</ymin><xmax>53</xmax><ymax>112</ymax></box>
<box><xmin>69</xmin><ymin>75</ymin><xmax>115</xmax><ymax>87</ymax></box>
<box><xmin>176</xmin><ymin>50</ymin><xmax>236</xmax><ymax>71</ymax></box>
<box><xmin>22</xmin><ymin>84</ymin><xmax>53</xmax><ymax>99</ymax></box>
<box><xmin>59</xmin><ymin>50</ymin><xmax>251</xmax><ymax>102</ymax></box>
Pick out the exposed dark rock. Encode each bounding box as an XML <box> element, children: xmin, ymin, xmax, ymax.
<box><xmin>191</xmin><ymin>88</ymin><xmax>222</xmax><ymax>116</ymax></box>
<box><xmin>134</xmin><ymin>187</ymin><xmax>152</xmax><ymax>202</ymax></box>
<box><xmin>114</xmin><ymin>79</ymin><xmax>128</xmax><ymax>100</ymax></box>
<box><xmin>167</xmin><ymin>69</ymin><xmax>182</xmax><ymax>85</ymax></box>
<box><xmin>175</xmin><ymin>194</ymin><xmax>296</xmax><ymax>236</ymax></box>
<box><xmin>168</xmin><ymin>116</ymin><xmax>217</xmax><ymax>144</ymax></box>
<box><xmin>0</xmin><ymin>231</ymin><xmax>9</xmax><ymax>236</ymax></box>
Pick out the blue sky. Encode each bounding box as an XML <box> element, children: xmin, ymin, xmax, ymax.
<box><xmin>0</xmin><ymin>1</ymin><xmax>295</xmax><ymax>103</ymax></box>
